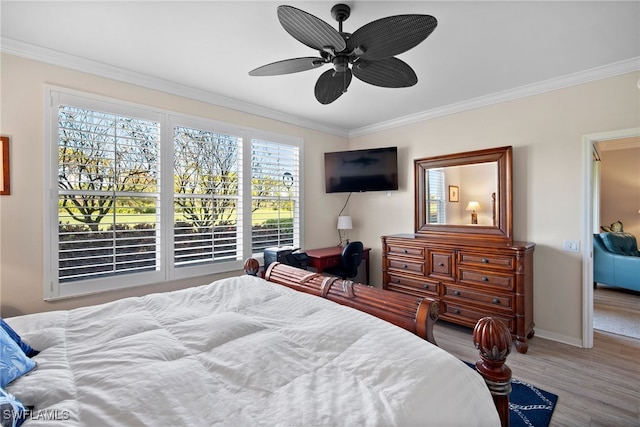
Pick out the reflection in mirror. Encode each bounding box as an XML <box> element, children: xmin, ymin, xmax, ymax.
<box><xmin>415</xmin><ymin>146</ymin><xmax>512</xmax><ymax>243</ymax></box>
<box><xmin>425</xmin><ymin>162</ymin><xmax>497</xmax><ymax>225</ymax></box>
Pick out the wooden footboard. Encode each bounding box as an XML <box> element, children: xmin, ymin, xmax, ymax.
<box><xmin>244</xmin><ymin>258</ymin><xmax>512</xmax><ymax>427</ymax></box>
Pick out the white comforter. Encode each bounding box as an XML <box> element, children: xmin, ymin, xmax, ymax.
<box><xmin>7</xmin><ymin>275</ymin><xmax>500</xmax><ymax>426</ymax></box>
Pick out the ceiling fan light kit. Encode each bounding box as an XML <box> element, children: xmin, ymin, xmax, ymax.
<box><xmin>249</xmin><ymin>4</ymin><xmax>437</xmax><ymax>104</ymax></box>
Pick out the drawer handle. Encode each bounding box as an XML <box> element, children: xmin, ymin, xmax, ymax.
<box><xmin>481</xmin><ymin>258</ymin><xmax>489</xmax><ymax>263</ymax></box>
<box><xmin>403</xmin><ymin>249</ymin><xmax>408</xmax><ymax>254</ymax></box>
<box><xmin>453</xmin><ymin>309</ymin><xmax>461</xmax><ymax>315</ymax></box>
<box><xmin>438</xmin><ymin>262</ymin><xmax>444</xmax><ymax>267</ymax></box>
<box><xmin>403</xmin><ymin>264</ymin><xmax>408</xmax><ymax>269</ymax></box>
<box><xmin>453</xmin><ymin>290</ymin><xmax>460</xmax><ymax>296</ymax></box>
<box><xmin>423</xmin><ymin>284</ymin><xmax>429</xmax><ymax>289</ymax></box>
<box><xmin>481</xmin><ymin>276</ymin><xmax>489</xmax><ymax>282</ymax></box>
<box><xmin>395</xmin><ymin>279</ymin><xmax>401</xmax><ymax>283</ymax></box>
<box><xmin>492</xmin><ymin>298</ymin><xmax>500</xmax><ymax>304</ymax></box>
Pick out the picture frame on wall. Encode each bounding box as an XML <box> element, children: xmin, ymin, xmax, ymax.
<box><xmin>448</xmin><ymin>185</ymin><xmax>459</xmax><ymax>202</ymax></box>
<box><xmin>1</xmin><ymin>136</ymin><xmax>9</xmax><ymax>195</ymax></box>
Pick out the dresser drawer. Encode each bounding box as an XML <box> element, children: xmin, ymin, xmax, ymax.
<box><xmin>442</xmin><ymin>303</ymin><xmax>514</xmax><ymax>332</ymax></box>
<box><xmin>386</xmin><ymin>274</ymin><xmax>439</xmax><ymax>297</ymax></box>
<box><xmin>428</xmin><ymin>250</ymin><xmax>454</xmax><ymax>280</ymax></box>
<box><xmin>458</xmin><ymin>268</ymin><xmax>514</xmax><ymax>291</ymax></box>
<box><xmin>387</xmin><ymin>257</ymin><xmax>425</xmax><ymax>275</ymax></box>
<box><xmin>386</xmin><ymin>284</ymin><xmax>437</xmax><ymax>300</ymax></box>
<box><xmin>457</xmin><ymin>251</ymin><xmax>515</xmax><ymax>271</ymax></box>
<box><xmin>442</xmin><ymin>284</ymin><xmax>513</xmax><ymax>311</ymax></box>
<box><xmin>386</xmin><ymin>244</ymin><xmax>425</xmax><ymax>259</ymax></box>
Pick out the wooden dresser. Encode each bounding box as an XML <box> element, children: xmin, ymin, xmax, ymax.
<box><xmin>382</xmin><ymin>234</ymin><xmax>535</xmax><ymax>353</ymax></box>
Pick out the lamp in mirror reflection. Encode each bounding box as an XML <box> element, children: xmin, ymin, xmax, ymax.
<box><xmin>337</xmin><ymin>215</ymin><xmax>353</xmax><ymax>246</ymax></box>
<box><xmin>466</xmin><ymin>201</ymin><xmax>481</xmax><ymax>224</ymax></box>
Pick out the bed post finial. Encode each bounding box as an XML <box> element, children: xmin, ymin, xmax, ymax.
<box><xmin>473</xmin><ymin>316</ymin><xmax>512</xmax><ymax>427</ymax></box>
<box><xmin>244</xmin><ymin>258</ymin><xmax>260</xmax><ymax>276</ymax></box>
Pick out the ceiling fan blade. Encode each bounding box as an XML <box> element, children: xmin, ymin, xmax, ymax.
<box><xmin>314</xmin><ymin>69</ymin><xmax>352</xmax><ymax>104</ymax></box>
<box><xmin>347</xmin><ymin>15</ymin><xmax>437</xmax><ymax>60</ymax></box>
<box><xmin>277</xmin><ymin>5</ymin><xmax>346</xmax><ymax>53</ymax></box>
<box><xmin>352</xmin><ymin>58</ymin><xmax>418</xmax><ymax>88</ymax></box>
<box><xmin>249</xmin><ymin>57</ymin><xmax>325</xmax><ymax>76</ymax></box>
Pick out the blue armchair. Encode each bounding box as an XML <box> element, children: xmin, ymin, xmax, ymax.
<box><xmin>593</xmin><ymin>232</ymin><xmax>640</xmax><ymax>292</ymax></box>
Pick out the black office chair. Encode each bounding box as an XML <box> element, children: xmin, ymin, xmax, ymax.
<box><xmin>324</xmin><ymin>241</ymin><xmax>364</xmax><ymax>280</ymax></box>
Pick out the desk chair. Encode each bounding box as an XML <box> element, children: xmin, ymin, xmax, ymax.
<box><xmin>323</xmin><ymin>241</ymin><xmax>364</xmax><ymax>280</ymax></box>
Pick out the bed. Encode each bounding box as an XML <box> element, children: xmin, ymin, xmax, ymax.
<box><xmin>3</xmin><ymin>260</ymin><xmax>512</xmax><ymax>426</ymax></box>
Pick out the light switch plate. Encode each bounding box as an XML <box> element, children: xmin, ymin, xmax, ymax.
<box><xmin>562</xmin><ymin>240</ymin><xmax>580</xmax><ymax>253</ymax></box>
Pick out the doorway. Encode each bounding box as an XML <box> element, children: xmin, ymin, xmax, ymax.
<box><xmin>582</xmin><ymin>127</ymin><xmax>640</xmax><ymax>348</ymax></box>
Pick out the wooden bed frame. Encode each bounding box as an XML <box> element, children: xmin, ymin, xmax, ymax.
<box><xmin>244</xmin><ymin>258</ymin><xmax>513</xmax><ymax>427</ymax></box>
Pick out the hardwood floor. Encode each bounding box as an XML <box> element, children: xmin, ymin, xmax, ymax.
<box><xmin>594</xmin><ymin>285</ymin><xmax>640</xmax><ymax>339</ymax></box>
<box><xmin>434</xmin><ymin>321</ymin><xmax>640</xmax><ymax>427</ymax></box>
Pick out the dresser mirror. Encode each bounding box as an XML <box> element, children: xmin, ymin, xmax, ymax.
<box><xmin>415</xmin><ymin>146</ymin><xmax>512</xmax><ymax>243</ymax></box>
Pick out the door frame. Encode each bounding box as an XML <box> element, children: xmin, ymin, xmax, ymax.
<box><xmin>581</xmin><ymin>127</ymin><xmax>640</xmax><ymax>348</ymax></box>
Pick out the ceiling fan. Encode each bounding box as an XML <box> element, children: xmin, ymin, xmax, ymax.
<box><xmin>249</xmin><ymin>4</ymin><xmax>437</xmax><ymax>105</ymax></box>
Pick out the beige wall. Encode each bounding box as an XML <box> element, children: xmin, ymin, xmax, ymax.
<box><xmin>0</xmin><ymin>54</ymin><xmax>348</xmax><ymax>317</ymax></box>
<box><xmin>349</xmin><ymin>71</ymin><xmax>640</xmax><ymax>344</ymax></box>
<box><xmin>2</xmin><ymin>53</ymin><xmax>639</xmax><ymax>346</ymax></box>
<box><xmin>600</xmin><ymin>147</ymin><xmax>640</xmax><ymax>238</ymax></box>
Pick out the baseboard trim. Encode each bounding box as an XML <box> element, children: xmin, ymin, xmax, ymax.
<box><xmin>534</xmin><ymin>328</ymin><xmax>584</xmax><ymax>348</ymax></box>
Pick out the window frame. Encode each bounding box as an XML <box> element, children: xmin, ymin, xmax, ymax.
<box><xmin>426</xmin><ymin>168</ymin><xmax>446</xmax><ymax>224</ymax></box>
<box><xmin>44</xmin><ymin>86</ymin><xmax>303</xmax><ymax>299</ymax></box>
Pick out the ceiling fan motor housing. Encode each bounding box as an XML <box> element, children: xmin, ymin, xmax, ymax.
<box><xmin>333</xmin><ymin>56</ymin><xmax>350</xmax><ymax>72</ymax></box>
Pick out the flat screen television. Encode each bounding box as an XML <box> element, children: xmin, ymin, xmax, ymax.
<box><xmin>324</xmin><ymin>147</ymin><xmax>398</xmax><ymax>193</ymax></box>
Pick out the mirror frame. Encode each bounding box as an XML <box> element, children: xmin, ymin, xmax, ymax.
<box><xmin>415</xmin><ymin>146</ymin><xmax>512</xmax><ymax>243</ymax></box>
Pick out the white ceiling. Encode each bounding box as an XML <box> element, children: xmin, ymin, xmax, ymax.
<box><xmin>2</xmin><ymin>1</ymin><xmax>639</xmax><ymax>137</ymax></box>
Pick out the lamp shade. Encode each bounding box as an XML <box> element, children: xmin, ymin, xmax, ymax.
<box><xmin>337</xmin><ymin>215</ymin><xmax>353</xmax><ymax>230</ymax></box>
<box><xmin>466</xmin><ymin>201</ymin><xmax>481</xmax><ymax>212</ymax></box>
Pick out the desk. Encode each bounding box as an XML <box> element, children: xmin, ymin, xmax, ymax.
<box><xmin>305</xmin><ymin>246</ymin><xmax>371</xmax><ymax>284</ymax></box>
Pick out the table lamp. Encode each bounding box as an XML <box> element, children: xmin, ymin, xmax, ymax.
<box><xmin>466</xmin><ymin>201</ymin><xmax>481</xmax><ymax>224</ymax></box>
<box><xmin>337</xmin><ymin>215</ymin><xmax>353</xmax><ymax>246</ymax></box>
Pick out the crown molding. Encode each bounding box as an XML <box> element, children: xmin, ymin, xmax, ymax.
<box><xmin>349</xmin><ymin>57</ymin><xmax>640</xmax><ymax>138</ymax></box>
<box><xmin>0</xmin><ymin>37</ymin><xmax>350</xmax><ymax>138</ymax></box>
<box><xmin>2</xmin><ymin>37</ymin><xmax>637</xmax><ymax>140</ymax></box>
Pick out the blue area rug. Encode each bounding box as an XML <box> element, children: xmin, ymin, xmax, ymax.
<box><xmin>465</xmin><ymin>362</ymin><xmax>558</xmax><ymax>427</ymax></box>
<box><xmin>509</xmin><ymin>377</ymin><xmax>558</xmax><ymax>427</ymax></box>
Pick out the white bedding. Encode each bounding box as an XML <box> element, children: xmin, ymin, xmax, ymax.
<box><xmin>6</xmin><ymin>275</ymin><xmax>500</xmax><ymax>426</ymax></box>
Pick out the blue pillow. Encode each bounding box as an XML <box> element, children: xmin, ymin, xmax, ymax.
<box><xmin>0</xmin><ymin>319</ymin><xmax>38</xmax><ymax>358</ymax></box>
<box><xmin>0</xmin><ymin>328</ymin><xmax>36</xmax><ymax>388</ymax></box>
<box><xmin>0</xmin><ymin>387</ymin><xmax>26</xmax><ymax>427</ymax></box>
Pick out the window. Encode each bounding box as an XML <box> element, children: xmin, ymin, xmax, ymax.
<box><xmin>57</xmin><ymin>105</ymin><xmax>161</xmax><ymax>285</ymax></box>
<box><xmin>426</xmin><ymin>169</ymin><xmax>446</xmax><ymax>223</ymax></box>
<box><xmin>250</xmin><ymin>138</ymin><xmax>300</xmax><ymax>252</ymax></box>
<box><xmin>173</xmin><ymin>125</ymin><xmax>242</xmax><ymax>267</ymax></box>
<box><xmin>46</xmin><ymin>89</ymin><xmax>302</xmax><ymax>299</ymax></box>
